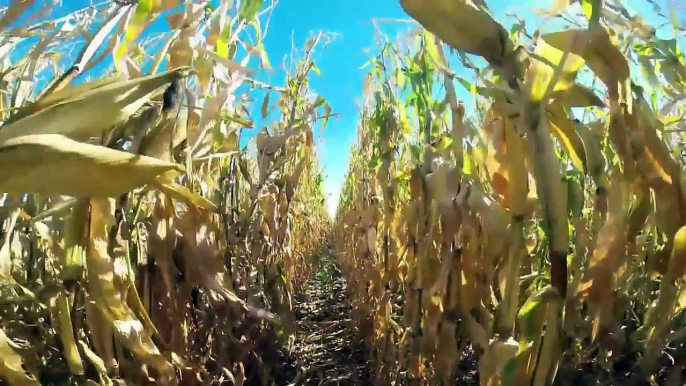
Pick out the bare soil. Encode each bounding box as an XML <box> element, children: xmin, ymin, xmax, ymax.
<box><xmin>271</xmin><ymin>260</ymin><xmax>373</xmax><ymax>386</ymax></box>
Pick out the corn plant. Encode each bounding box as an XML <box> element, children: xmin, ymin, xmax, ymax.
<box><xmin>335</xmin><ymin>1</ymin><xmax>686</xmax><ymax>385</ymax></box>
<box><xmin>0</xmin><ymin>1</ymin><xmax>330</xmax><ymax>385</ymax></box>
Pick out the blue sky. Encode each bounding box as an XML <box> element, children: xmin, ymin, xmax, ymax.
<box><xmin>258</xmin><ymin>0</ymin><xmax>409</xmax><ymax>216</ymax></box>
<box><xmin>264</xmin><ymin>0</ymin><xmax>678</xmax><ymax>217</ymax></box>
<box><xmin>7</xmin><ymin>0</ymin><xmax>685</xmax><ymax>216</ymax></box>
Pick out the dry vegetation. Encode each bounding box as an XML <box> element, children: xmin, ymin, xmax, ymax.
<box><xmin>3</xmin><ymin>0</ymin><xmax>686</xmax><ymax>386</ymax></box>
<box><xmin>0</xmin><ymin>0</ymin><xmax>330</xmax><ymax>385</ymax></box>
<box><xmin>334</xmin><ymin>0</ymin><xmax>686</xmax><ymax>385</ymax></box>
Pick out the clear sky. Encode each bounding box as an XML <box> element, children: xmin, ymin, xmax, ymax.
<box><xmin>234</xmin><ymin>0</ymin><xmax>410</xmax><ymax>217</ymax></box>
<box><xmin>8</xmin><ymin>0</ymin><xmax>684</xmax><ymax>216</ymax></box>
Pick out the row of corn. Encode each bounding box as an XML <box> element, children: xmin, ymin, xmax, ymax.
<box><xmin>334</xmin><ymin>1</ymin><xmax>686</xmax><ymax>385</ymax></box>
<box><xmin>0</xmin><ymin>1</ymin><xmax>330</xmax><ymax>385</ymax></box>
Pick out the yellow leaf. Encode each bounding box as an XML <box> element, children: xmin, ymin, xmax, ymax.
<box><xmin>0</xmin><ymin>0</ymin><xmax>36</xmax><ymax>32</ymax></box>
<box><xmin>256</xmin><ymin>43</ymin><xmax>273</xmax><ymax>71</ymax></box>
<box><xmin>114</xmin><ymin>0</ymin><xmax>159</xmax><ymax>73</ymax></box>
<box><xmin>192</xmin><ymin>151</ymin><xmax>239</xmax><ymax>163</ymax></box>
<box><xmin>0</xmin><ymin>328</ymin><xmax>40</xmax><ymax>386</ymax></box>
<box><xmin>196</xmin><ymin>46</ymin><xmax>254</xmax><ymax>76</ymax></box>
<box><xmin>262</xmin><ymin>92</ymin><xmax>270</xmax><ymax>119</ymax></box>
<box><xmin>552</xmin><ymin>0</ymin><xmax>571</xmax><ymax>13</ymax></box>
<box><xmin>524</xmin><ymin>36</ymin><xmax>585</xmax><ymax>102</ymax></box>
<box><xmin>542</xmin><ymin>27</ymin><xmax>631</xmax><ymax>107</ymax></box>
<box><xmin>74</xmin><ymin>5</ymin><xmax>132</xmax><ymax>74</ymax></box>
<box><xmin>55</xmin><ymin>293</ymin><xmax>84</xmax><ymax>375</ymax></box>
<box><xmin>577</xmin><ymin>176</ymin><xmax>630</xmax><ymax>304</ymax></box>
<box><xmin>30</xmin><ymin>198</ymin><xmax>77</xmax><ymax>223</ymax></box>
<box><xmin>7</xmin><ymin>76</ymin><xmax>123</xmax><ymax>125</ymax></box>
<box><xmin>550</xmin><ymin>83</ymin><xmax>604</xmax><ymax>107</ymax></box>
<box><xmin>546</xmin><ymin>106</ymin><xmax>588</xmax><ymax>173</ymax></box>
<box><xmin>78</xmin><ymin>341</ymin><xmax>111</xmax><ymax>385</ymax></box>
<box><xmin>155</xmin><ymin>181</ymin><xmax>219</xmax><ymax>212</ymax></box>
<box><xmin>503</xmin><ymin>118</ymin><xmax>529</xmax><ymax>216</ymax></box>
<box><xmin>0</xmin><ymin>134</ymin><xmax>184</xmax><ymax>197</ymax></box>
<box><xmin>576</xmin><ymin>120</ymin><xmax>606</xmax><ymax>183</ymax></box>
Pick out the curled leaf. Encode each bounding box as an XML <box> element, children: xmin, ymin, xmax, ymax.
<box><xmin>546</xmin><ymin>105</ymin><xmax>587</xmax><ymax>173</ymax></box>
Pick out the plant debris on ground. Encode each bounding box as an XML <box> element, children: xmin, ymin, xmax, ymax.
<box><xmin>272</xmin><ymin>251</ymin><xmax>373</xmax><ymax>386</ymax></box>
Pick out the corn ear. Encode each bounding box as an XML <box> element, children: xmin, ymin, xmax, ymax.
<box><xmin>0</xmin><ymin>67</ymin><xmax>192</xmax><ymax>142</ymax></box>
<box><xmin>400</xmin><ymin>0</ymin><xmax>515</xmax><ymax>66</ymax></box>
<box><xmin>0</xmin><ymin>134</ymin><xmax>184</xmax><ymax>197</ymax></box>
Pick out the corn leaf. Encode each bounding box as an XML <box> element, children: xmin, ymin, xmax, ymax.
<box><xmin>0</xmin><ymin>328</ymin><xmax>40</xmax><ymax>386</ymax></box>
<box><xmin>238</xmin><ymin>0</ymin><xmax>265</xmax><ymax>22</ymax></box>
<box><xmin>542</xmin><ymin>28</ymin><xmax>631</xmax><ymax>106</ymax></box>
<box><xmin>114</xmin><ymin>0</ymin><xmax>156</xmax><ymax>73</ymax></box>
<box><xmin>524</xmin><ymin>36</ymin><xmax>585</xmax><ymax>103</ymax></box>
<box><xmin>546</xmin><ymin>106</ymin><xmax>588</xmax><ymax>173</ymax></box>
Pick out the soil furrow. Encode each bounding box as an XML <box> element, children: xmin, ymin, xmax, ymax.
<box><xmin>273</xmin><ymin>257</ymin><xmax>372</xmax><ymax>386</ymax></box>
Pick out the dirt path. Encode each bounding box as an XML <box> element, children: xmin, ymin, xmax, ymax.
<box><xmin>272</xmin><ymin>256</ymin><xmax>373</xmax><ymax>386</ymax></box>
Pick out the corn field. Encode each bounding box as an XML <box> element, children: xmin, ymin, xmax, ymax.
<box><xmin>334</xmin><ymin>0</ymin><xmax>686</xmax><ymax>385</ymax></box>
<box><xmin>0</xmin><ymin>0</ymin><xmax>330</xmax><ymax>385</ymax></box>
<box><xmin>1</xmin><ymin>0</ymin><xmax>686</xmax><ymax>385</ymax></box>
